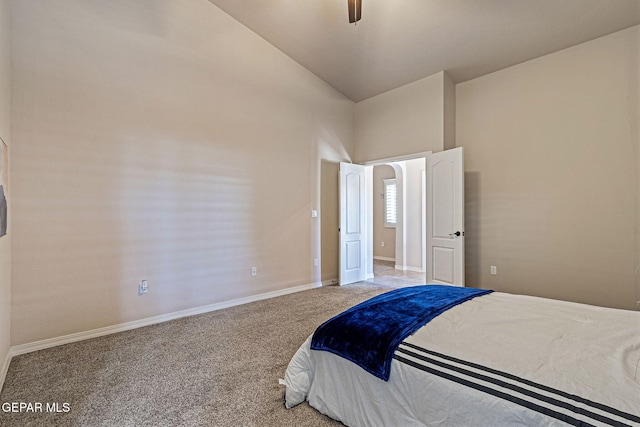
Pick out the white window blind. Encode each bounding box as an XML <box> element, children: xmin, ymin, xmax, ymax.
<box><xmin>384</xmin><ymin>179</ymin><xmax>397</xmax><ymax>228</ymax></box>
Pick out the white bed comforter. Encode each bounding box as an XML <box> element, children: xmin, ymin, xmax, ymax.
<box><xmin>283</xmin><ymin>292</ymin><xmax>640</xmax><ymax>426</ymax></box>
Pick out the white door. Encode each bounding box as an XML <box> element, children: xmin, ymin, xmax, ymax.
<box><xmin>426</xmin><ymin>148</ymin><xmax>465</xmax><ymax>286</ymax></box>
<box><xmin>339</xmin><ymin>162</ymin><xmax>367</xmax><ymax>285</ymax></box>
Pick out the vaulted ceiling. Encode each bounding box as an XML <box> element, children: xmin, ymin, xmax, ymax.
<box><xmin>208</xmin><ymin>0</ymin><xmax>640</xmax><ymax>101</ymax></box>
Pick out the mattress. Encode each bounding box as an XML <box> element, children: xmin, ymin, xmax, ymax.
<box><xmin>283</xmin><ymin>291</ymin><xmax>640</xmax><ymax>426</ymax></box>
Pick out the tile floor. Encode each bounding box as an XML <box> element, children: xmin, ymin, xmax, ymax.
<box><xmin>366</xmin><ymin>259</ymin><xmax>427</xmax><ymax>287</ymax></box>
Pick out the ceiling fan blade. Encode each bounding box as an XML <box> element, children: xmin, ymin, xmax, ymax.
<box><xmin>348</xmin><ymin>0</ymin><xmax>362</xmax><ymax>23</ymax></box>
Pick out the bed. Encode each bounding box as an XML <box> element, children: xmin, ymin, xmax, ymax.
<box><xmin>282</xmin><ymin>285</ymin><xmax>640</xmax><ymax>426</ymax></box>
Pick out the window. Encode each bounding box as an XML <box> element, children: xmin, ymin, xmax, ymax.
<box><xmin>383</xmin><ymin>179</ymin><xmax>397</xmax><ymax>228</ymax></box>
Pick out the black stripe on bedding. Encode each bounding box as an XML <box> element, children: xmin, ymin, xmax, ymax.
<box><xmin>394</xmin><ymin>343</ymin><xmax>639</xmax><ymax>427</ymax></box>
<box><xmin>393</xmin><ymin>353</ymin><xmax>589</xmax><ymax>427</ymax></box>
<box><xmin>400</xmin><ymin>342</ymin><xmax>640</xmax><ymax>425</ymax></box>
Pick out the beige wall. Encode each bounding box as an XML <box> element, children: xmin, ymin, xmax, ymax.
<box><xmin>458</xmin><ymin>25</ymin><xmax>640</xmax><ymax>310</ymax></box>
<box><xmin>10</xmin><ymin>0</ymin><xmax>354</xmax><ymax>345</ymax></box>
<box><xmin>373</xmin><ymin>165</ymin><xmax>396</xmax><ymax>260</ymax></box>
<box><xmin>443</xmin><ymin>72</ymin><xmax>456</xmax><ymax>151</ymax></box>
<box><xmin>6</xmin><ymin>1</ymin><xmax>639</xmax><ymax>354</ymax></box>
<box><xmin>354</xmin><ymin>71</ymin><xmax>446</xmax><ymax>163</ymax></box>
<box><xmin>0</xmin><ymin>0</ymin><xmax>11</xmax><ymax>383</ymax></box>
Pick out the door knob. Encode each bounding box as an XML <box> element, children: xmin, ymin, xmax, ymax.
<box><xmin>449</xmin><ymin>231</ymin><xmax>462</xmax><ymax>237</ymax></box>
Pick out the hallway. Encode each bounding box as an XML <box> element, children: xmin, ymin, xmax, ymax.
<box><xmin>366</xmin><ymin>259</ymin><xmax>426</xmax><ymax>287</ymax></box>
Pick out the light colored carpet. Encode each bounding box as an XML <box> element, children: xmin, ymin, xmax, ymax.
<box><xmin>0</xmin><ymin>283</ymin><xmax>397</xmax><ymax>426</ymax></box>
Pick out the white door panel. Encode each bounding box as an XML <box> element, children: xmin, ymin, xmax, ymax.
<box><xmin>426</xmin><ymin>148</ymin><xmax>464</xmax><ymax>286</ymax></box>
<box><xmin>339</xmin><ymin>162</ymin><xmax>366</xmax><ymax>285</ymax></box>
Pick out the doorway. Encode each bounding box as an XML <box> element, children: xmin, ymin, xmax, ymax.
<box><xmin>332</xmin><ymin>147</ymin><xmax>465</xmax><ymax>287</ymax></box>
<box><xmin>370</xmin><ymin>158</ymin><xmax>426</xmax><ymax>281</ymax></box>
<box><xmin>332</xmin><ymin>155</ymin><xmax>428</xmax><ymax>286</ymax></box>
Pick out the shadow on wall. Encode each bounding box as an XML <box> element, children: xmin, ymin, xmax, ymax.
<box><xmin>464</xmin><ymin>171</ymin><xmax>481</xmax><ymax>287</ymax></box>
<box><xmin>321</xmin><ymin>160</ymin><xmax>340</xmax><ymax>283</ymax></box>
<box><xmin>118</xmin><ymin>138</ymin><xmax>257</xmax><ymax>315</ymax></box>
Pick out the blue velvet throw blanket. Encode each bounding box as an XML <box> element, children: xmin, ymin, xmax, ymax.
<box><xmin>310</xmin><ymin>285</ymin><xmax>493</xmax><ymax>381</ymax></box>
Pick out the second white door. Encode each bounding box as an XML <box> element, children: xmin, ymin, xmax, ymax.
<box><xmin>426</xmin><ymin>148</ymin><xmax>465</xmax><ymax>286</ymax></box>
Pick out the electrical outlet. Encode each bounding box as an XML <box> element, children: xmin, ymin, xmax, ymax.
<box><xmin>138</xmin><ymin>280</ymin><xmax>148</xmax><ymax>295</ymax></box>
<box><xmin>636</xmin><ymin>300</ymin><xmax>640</xmax><ymax>308</ymax></box>
<box><xmin>381</xmin><ymin>241</ymin><xmax>385</xmax><ymax>247</ymax></box>
<box><xmin>251</xmin><ymin>267</ymin><xmax>257</xmax><ymax>277</ymax></box>
<box><xmin>490</xmin><ymin>266</ymin><xmax>497</xmax><ymax>275</ymax></box>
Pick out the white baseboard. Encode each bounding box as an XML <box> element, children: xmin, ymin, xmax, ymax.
<box><xmin>0</xmin><ymin>348</ymin><xmax>10</xmax><ymax>392</ymax></box>
<box><xmin>10</xmin><ymin>282</ymin><xmax>322</xmax><ymax>358</ymax></box>
<box><xmin>373</xmin><ymin>256</ymin><xmax>395</xmax><ymax>262</ymax></box>
<box><xmin>395</xmin><ymin>265</ymin><xmax>426</xmax><ymax>273</ymax></box>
